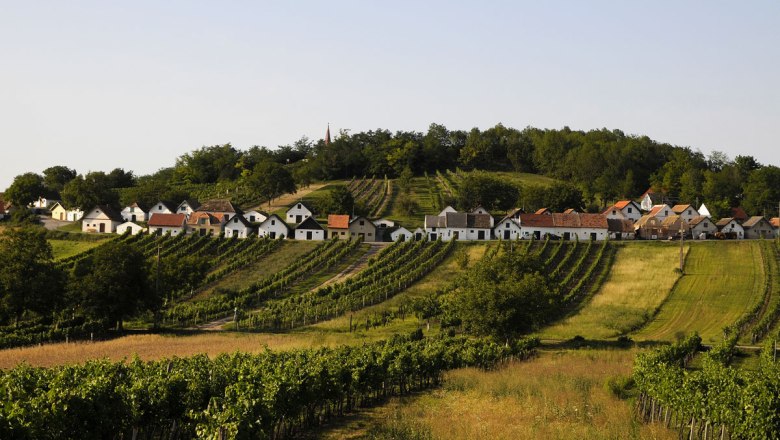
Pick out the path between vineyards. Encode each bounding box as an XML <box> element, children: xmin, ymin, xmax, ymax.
<box><xmin>195</xmin><ymin>242</ymin><xmax>390</xmax><ymax>331</ymax></box>
<box><xmin>251</xmin><ymin>182</ymin><xmax>328</xmax><ymax>212</ymax></box>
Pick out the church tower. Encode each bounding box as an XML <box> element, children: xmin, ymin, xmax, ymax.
<box><xmin>325</xmin><ymin>123</ymin><xmax>331</xmax><ymax>146</ymax></box>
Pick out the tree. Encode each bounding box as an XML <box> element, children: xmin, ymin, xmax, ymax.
<box><xmin>456</xmin><ymin>172</ymin><xmax>518</xmax><ymax>212</ymax></box>
<box><xmin>61</xmin><ymin>172</ymin><xmax>119</xmax><ymax>209</ymax></box>
<box><xmin>317</xmin><ymin>185</ymin><xmax>355</xmax><ymax>216</ymax></box>
<box><xmin>742</xmin><ymin>166</ymin><xmax>780</xmax><ymax>216</ymax></box>
<box><xmin>42</xmin><ymin>166</ymin><xmax>77</xmax><ymax>196</ymax></box>
<box><xmin>0</xmin><ymin>228</ymin><xmax>63</xmax><ymax>325</ymax></box>
<box><xmin>4</xmin><ymin>172</ymin><xmax>46</xmax><ymax>208</ymax></box>
<box><xmin>106</xmin><ymin>168</ymin><xmax>136</xmax><ymax>188</ymax></box>
<box><xmin>76</xmin><ymin>241</ymin><xmax>153</xmax><ymax>330</ymax></box>
<box><xmin>173</xmin><ymin>144</ymin><xmax>242</xmax><ymax>183</ymax></box>
<box><xmin>522</xmin><ymin>182</ymin><xmax>584</xmax><ymax>212</ymax></box>
<box><xmin>246</xmin><ymin>161</ymin><xmax>296</xmax><ymax>206</ymax></box>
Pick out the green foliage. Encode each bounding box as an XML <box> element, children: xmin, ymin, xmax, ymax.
<box><xmin>245</xmin><ymin>160</ymin><xmax>297</xmax><ymax>205</ymax></box>
<box><xmin>318</xmin><ymin>185</ymin><xmax>355</xmax><ymax>216</ymax></box>
<box><xmin>173</xmin><ymin>144</ymin><xmax>242</xmax><ymax>184</ymax></box>
<box><xmin>61</xmin><ymin>172</ymin><xmax>120</xmax><ymax>209</ymax></box>
<box><xmin>522</xmin><ymin>181</ymin><xmax>584</xmax><ymax>212</ymax></box>
<box><xmin>4</xmin><ymin>172</ymin><xmax>47</xmax><ymax>207</ymax></box>
<box><xmin>42</xmin><ymin>165</ymin><xmax>77</xmax><ymax>196</ymax></box>
<box><xmin>456</xmin><ymin>171</ymin><xmax>518</xmax><ymax>212</ymax></box>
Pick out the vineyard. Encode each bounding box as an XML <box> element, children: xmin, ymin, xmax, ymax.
<box><xmin>347</xmin><ymin>175</ymin><xmax>393</xmax><ymax>217</ymax></box>
<box><xmin>0</xmin><ymin>332</ymin><xmax>538</xmax><ymax>440</ymax></box>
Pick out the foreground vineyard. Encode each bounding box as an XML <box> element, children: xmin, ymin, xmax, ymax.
<box><xmin>0</xmin><ymin>333</ymin><xmax>538</xmax><ymax>439</ymax></box>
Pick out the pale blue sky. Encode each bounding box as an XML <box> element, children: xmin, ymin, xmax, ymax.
<box><xmin>2</xmin><ymin>1</ymin><xmax>779</xmax><ymax>189</ymax></box>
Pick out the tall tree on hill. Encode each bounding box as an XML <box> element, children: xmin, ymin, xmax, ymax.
<box><xmin>61</xmin><ymin>172</ymin><xmax>119</xmax><ymax>209</ymax></box>
<box><xmin>42</xmin><ymin>166</ymin><xmax>77</xmax><ymax>196</ymax></box>
<box><xmin>456</xmin><ymin>172</ymin><xmax>518</xmax><ymax>212</ymax></box>
<box><xmin>247</xmin><ymin>160</ymin><xmax>296</xmax><ymax>206</ymax></box>
<box><xmin>4</xmin><ymin>172</ymin><xmax>47</xmax><ymax>207</ymax></box>
<box><xmin>742</xmin><ymin>166</ymin><xmax>780</xmax><ymax>216</ymax></box>
<box><xmin>174</xmin><ymin>144</ymin><xmax>241</xmax><ymax>183</ymax></box>
<box><xmin>0</xmin><ymin>228</ymin><xmax>63</xmax><ymax>326</ymax></box>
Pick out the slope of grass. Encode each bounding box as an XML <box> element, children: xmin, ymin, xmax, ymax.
<box><xmin>48</xmin><ymin>238</ymin><xmax>109</xmax><ymax>260</ymax></box>
<box><xmin>634</xmin><ymin>241</ymin><xmax>765</xmax><ymax>344</ymax></box>
<box><xmin>317</xmin><ymin>349</ymin><xmax>674</xmax><ymax>440</ymax></box>
<box><xmin>387</xmin><ymin>176</ymin><xmax>442</xmax><ymax>227</ymax></box>
<box><xmin>539</xmin><ymin>242</ymin><xmax>684</xmax><ymax>340</ymax></box>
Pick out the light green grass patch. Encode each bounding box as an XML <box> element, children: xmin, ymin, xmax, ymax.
<box><xmin>635</xmin><ymin>241</ymin><xmax>765</xmax><ymax>344</ymax></box>
<box><xmin>48</xmin><ymin>239</ymin><xmax>107</xmax><ymax>260</ymax></box>
<box><xmin>539</xmin><ymin>242</ymin><xmax>684</xmax><ymax>340</ymax></box>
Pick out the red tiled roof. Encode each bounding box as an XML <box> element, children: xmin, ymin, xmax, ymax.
<box><xmin>671</xmin><ymin>204</ymin><xmax>693</xmax><ymax>214</ymax></box>
<box><xmin>649</xmin><ymin>205</ymin><xmax>669</xmax><ymax>217</ymax></box>
<box><xmin>186</xmin><ymin>211</ymin><xmax>222</xmax><ymax>226</ymax></box>
<box><xmin>731</xmin><ymin>207</ymin><xmax>749</xmax><ymax>221</ymax></box>
<box><xmin>771</xmin><ymin>218</ymin><xmax>779</xmax><ymax>228</ymax></box>
<box><xmin>614</xmin><ymin>200</ymin><xmax>632</xmax><ymax>209</ymax></box>
<box><xmin>520</xmin><ymin>213</ymin><xmax>608</xmax><ymax>229</ymax></box>
<box><xmin>328</xmin><ymin>214</ymin><xmax>350</xmax><ymax>229</ymax></box>
<box><xmin>563</xmin><ymin>208</ymin><xmax>577</xmax><ymax>214</ymax></box>
<box><xmin>149</xmin><ymin>213</ymin><xmax>187</xmax><ymax>227</ymax></box>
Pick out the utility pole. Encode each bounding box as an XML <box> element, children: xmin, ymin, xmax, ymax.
<box><xmin>155</xmin><ymin>244</ymin><xmax>161</xmax><ymax>329</ymax></box>
<box><xmin>679</xmin><ymin>219</ymin><xmax>685</xmax><ymax>273</ymax></box>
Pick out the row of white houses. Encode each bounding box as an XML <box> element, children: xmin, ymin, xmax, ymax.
<box><xmin>75</xmin><ymin>196</ymin><xmax>780</xmax><ymax>243</ymax></box>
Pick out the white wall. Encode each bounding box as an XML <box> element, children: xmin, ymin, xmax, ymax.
<box><xmin>294</xmin><ymin>229</ymin><xmax>325</xmax><ymax>241</ymax></box>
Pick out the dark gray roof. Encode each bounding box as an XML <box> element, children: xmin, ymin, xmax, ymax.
<box><xmin>296</xmin><ymin>216</ymin><xmax>323</xmax><ymax>231</ymax></box>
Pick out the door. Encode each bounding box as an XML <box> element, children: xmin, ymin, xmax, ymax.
<box><xmin>503</xmin><ymin>230</ymin><xmax>510</xmax><ymax>240</ymax></box>
<box><xmin>99</xmin><ymin>223</ymin><xmax>105</xmax><ymax>233</ymax></box>
<box><xmin>430</xmin><ymin>233</ymin><xmax>437</xmax><ymax>241</ymax></box>
<box><xmin>131</xmin><ymin>214</ymin><xmax>136</xmax><ymax>222</ymax></box>
<box><xmin>60</xmin><ymin>213</ymin><xmax>64</xmax><ymax>220</ymax></box>
<box><xmin>270</xmin><ymin>231</ymin><xmax>276</xmax><ymax>239</ymax></box>
<box><xmin>296</xmin><ymin>215</ymin><xmax>302</xmax><ymax>223</ymax></box>
<box><xmin>306</xmin><ymin>231</ymin><xmax>312</xmax><ymax>240</ymax></box>
<box><xmin>563</xmin><ymin>232</ymin><xmax>570</xmax><ymax>241</ymax></box>
<box><xmin>590</xmin><ymin>233</ymin><xmax>597</xmax><ymax>240</ymax></box>
<box><xmin>478</xmin><ymin>230</ymin><xmax>485</xmax><ymax>240</ymax></box>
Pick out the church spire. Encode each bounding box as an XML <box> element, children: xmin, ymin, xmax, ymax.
<box><xmin>325</xmin><ymin>123</ymin><xmax>331</xmax><ymax>146</ymax></box>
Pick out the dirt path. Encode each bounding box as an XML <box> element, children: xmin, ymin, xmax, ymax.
<box><xmin>253</xmin><ymin>182</ymin><xmax>330</xmax><ymax>212</ymax></box>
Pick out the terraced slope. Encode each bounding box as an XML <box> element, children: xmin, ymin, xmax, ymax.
<box><xmin>634</xmin><ymin>241</ymin><xmax>765</xmax><ymax>343</ymax></box>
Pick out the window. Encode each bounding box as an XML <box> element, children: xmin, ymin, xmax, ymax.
<box><xmin>628</xmin><ymin>207</ymin><xmax>633</xmax><ymax>213</ymax></box>
<box><xmin>158</xmin><ymin>205</ymin><xmax>162</xmax><ymax>210</ymax></box>
<box><xmin>368</xmin><ymin>233</ymin><xmax>372</xmax><ymax>236</ymax></box>
<box><xmin>297</xmin><ymin>204</ymin><xmax>301</xmax><ymax>209</ymax></box>
<box><xmin>505</xmin><ymin>222</ymin><xmax>510</xmax><ymax>227</ymax></box>
<box><xmin>271</xmin><ymin>220</ymin><xmax>275</xmax><ymax>225</ymax></box>
<box><xmin>360</xmin><ymin>220</ymin><xmax>364</xmax><ymax>226</ymax></box>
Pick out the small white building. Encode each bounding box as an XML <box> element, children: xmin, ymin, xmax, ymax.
<box><xmin>438</xmin><ymin>205</ymin><xmax>457</xmax><ymax>216</ymax></box>
<box><xmin>50</xmin><ymin>202</ymin><xmax>83</xmax><ymax>222</ymax></box>
<box><xmin>424</xmin><ymin>211</ymin><xmax>493</xmax><ymax>241</ymax></box>
<box><xmin>148</xmin><ymin>201</ymin><xmax>176</xmax><ymax>217</ymax></box>
<box><xmin>258</xmin><ymin>214</ymin><xmax>290</xmax><ymax>239</ymax></box>
<box><xmin>294</xmin><ymin>217</ymin><xmax>325</xmax><ymax>241</ymax></box>
<box><xmin>148</xmin><ymin>213</ymin><xmax>187</xmax><ymax>236</ymax></box>
<box><xmin>743</xmin><ymin>216</ymin><xmax>776</xmax><ymax>239</ymax></box>
<box><xmin>689</xmin><ymin>216</ymin><xmax>717</xmax><ymax>239</ymax></box>
<box><xmin>390</xmin><ymin>227</ymin><xmax>413</xmax><ymax>241</ymax></box>
<box><xmin>224</xmin><ymin>215</ymin><xmax>255</xmax><ymax>238</ymax></box>
<box><xmin>373</xmin><ymin>218</ymin><xmax>395</xmax><ymax>229</ymax></box>
<box><xmin>30</xmin><ymin>197</ymin><xmax>58</xmax><ymax>210</ymax></box>
<box><xmin>603</xmin><ymin>200</ymin><xmax>642</xmax><ymax>222</ymax></box>
<box><xmin>116</xmin><ymin>221</ymin><xmax>146</xmax><ymax>235</ymax></box>
<box><xmin>698</xmin><ymin>204</ymin><xmax>712</xmax><ymax>218</ymax></box>
<box><xmin>243</xmin><ymin>210</ymin><xmax>268</xmax><ymax>224</ymax></box>
<box><xmin>671</xmin><ymin>204</ymin><xmax>700</xmax><ymax>223</ymax></box>
<box><xmin>471</xmin><ymin>206</ymin><xmax>494</xmax><ymax>227</ymax></box>
<box><xmin>81</xmin><ymin>205</ymin><xmax>123</xmax><ymax>234</ymax></box>
<box><xmin>648</xmin><ymin>204</ymin><xmax>674</xmax><ymax>221</ymax></box>
<box><xmin>413</xmin><ymin>227</ymin><xmax>425</xmax><ymax>241</ymax></box>
<box><xmin>176</xmin><ymin>200</ymin><xmax>200</xmax><ymax>217</ymax></box>
<box><xmin>715</xmin><ymin>218</ymin><xmax>744</xmax><ymax>239</ymax></box>
<box><xmin>286</xmin><ymin>202</ymin><xmax>314</xmax><ymax>224</ymax></box>
<box><xmin>493</xmin><ymin>216</ymin><xmax>523</xmax><ymax>241</ymax></box>
<box><xmin>640</xmin><ymin>189</ymin><xmax>663</xmax><ymax>212</ymax></box>
<box><xmin>121</xmin><ymin>202</ymin><xmax>148</xmax><ymax>223</ymax></box>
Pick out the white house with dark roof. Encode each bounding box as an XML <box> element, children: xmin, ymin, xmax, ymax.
<box><xmin>176</xmin><ymin>200</ymin><xmax>200</xmax><ymax>217</ymax></box>
<box><xmin>82</xmin><ymin>205</ymin><xmax>124</xmax><ymax>233</ymax></box>
<box><xmin>286</xmin><ymin>202</ymin><xmax>314</xmax><ymax>224</ymax></box>
<box><xmin>716</xmin><ymin>218</ymin><xmax>744</xmax><ymax>239</ymax></box>
<box><xmin>116</xmin><ymin>221</ymin><xmax>145</xmax><ymax>236</ymax></box>
<box><xmin>742</xmin><ymin>216</ymin><xmax>776</xmax><ymax>239</ymax></box>
<box><xmin>224</xmin><ymin>214</ymin><xmax>255</xmax><ymax>238</ymax></box>
<box><xmin>424</xmin><ymin>211</ymin><xmax>493</xmax><ymax>241</ymax></box>
<box><xmin>671</xmin><ymin>204</ymin><xmax>700</xmax><ymax>222</ymax></box>
<box><xmin>121</xmin><ymin>202</ymin><xmax>148</xmax><ymax>223</ymax></box>
<box><xmin>493</xmin><ymin>213</ymin><xmax>523</xmax><ymax>241</ymax></box>
<box><xmin>258</xmin><ymin>214</ymin><xmax>290</xmax><ymax>239</ymax></box>
<box><xmin>689</xmin><ymin>216</ymin><xmax>717</xmax><ymax>239</ymax></box>
<box><xmin>148</xmin><ymin>201</ymin><xmax>176</xmax><ymax>217</ymax></box>
<box><xmin>294</xmin><ymin>216</ymin><xmax>325</xmax><ymax>240</ymax></box>
<box><xmin>390</xmin><ymin>226</ymin><xmax>412</xmax><ymax>241</ymax></box>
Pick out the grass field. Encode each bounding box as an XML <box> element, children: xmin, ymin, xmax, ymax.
<box><xmin>635</xmin><ymin>241</ymin><xmax>765</xmax><ymax>343</ymax></box>
<box><xmin>48</xmin><ymin>238</ymin><xmax>108</xmax><ymax>260</ymax></box>
<box><xmin>539</xmin><ymin>242</ymin><xmax>684</xmax><ymax>340</ymax></box>
<box><xmin>317</xmin><ymin>348</ymin><xmax>673</xmax><ymax>440</ymax></box>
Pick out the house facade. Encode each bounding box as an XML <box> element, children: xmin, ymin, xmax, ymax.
<box><xmin>660</xmin><ymin>215</ymin><xmax>690</xmax><ymax>239</ymax></box>
<box><xmin>243</xmin><ymin>210</ymin><xmax>268</xmax><ymax>224</ymax></box>
<box><xmin>640</xmin><ymin>189</ymin><xmax>663</xmax><ymax>211</ymax></box>
<box><xmin>648</xmin><ymin>204</ymin><xmax>674</xmax><ymax>221</ymax></box>
<box><xmin>607</xmin><ymin>218</ymin><xmax>635</xmax><ymax>240</ymax></box>
<box><xmin>634</xmin><ymin>215</ymin><xmax>663</xmax><ymax>240</ymax></box>
<box><xmin>176</xmin><ymin>200</ymin><xmax>200</xmax><ymax>217</ymax></box>
<box><xmin>258</xmin><ymin>214</ymin><xmax>290</xmax><ymax>239</ymax></box>
<box><xmin>671</xmin><ymin>204</ymin><xmax>700</xmax><ymax>222</ymax></box>
<box><xmin>493</xmin><ymin>216</ymin><xmax>523</xmax><ymax>241</ymax></box>
<box><xmin>196</xmin><ymin>200</ymin><xmax>238</xmax><ymax>222</ymax></box>
<box><xmin>224</xmin><ymin>215</ymin><xmax>255</xmax><ymax>238</ymax></box>
<box><xmin>604</xmin><ymin>201</ymin><xmax>642</xmax><ymax>222</ymax></box>
<box><xmin>116</xmin><ymin>221</ymin><xmax>145</xmax><ymax>235</ymax></box>
<box><xmin>716</xmin><ymin>218</ymin><xmax>744</xmax><ymax>239</ymax></box>
<box><xmin>287</xmin><ymin>202</ymin><xmax>314</xmax><ymax>224</ymax></box>
<box><xmin>294</xmin><ymin>217</ymin><xmax>325</xmax><ymax>241</ymax></box>
<box><xmin>742</xmin><ymin>216</ymin><xmax>776</xmax><ymax>239</ymax></box>
<box><xmin>518</xmin><ymin>213</ymin><xmax>609</xmax><ymax>241</ymax></box>
<box><xmin>148</xmin><ymin>201</ymin><xmax>176</xmax><ymax>217</ymax></box>
<box><xmin>327</xmin><ymin>214</ymin><xmax>351</xmax><ymax>239</ymax></box>
<box><xmin>186</xmin><ymin>212</ymin><xmax>224</xmax><ymax>236</ymax></box>
<box><xmin>121</xmin><ymin>202</ymin><xmax>148</xmax><ymax>223</ymax></box>
<box><xmin>689</xmin><ymin>216</ymin><xmax>717</xmax><ymax>239</ymax></box>
<box><xmin>50</xmin><ymin>202</ymin><xmax>68</xmax><ymax>221</ymax></box>
<box><xmin>82</xmin><ymin>206</ymin><xmax>123</xmax><ymax>233</ymax></box>
<box><xmin>390</xmin><ymin>227</ymin><xmax>412</xmax><ymax>241</ymax></box>
<box><xmin>349</xmin><ymin>216</ymin><xmax>377</xmax><ymax>242</ymax></box>
<box><xmin>424</xmin><ymin>211</ymin><xmax>492</xmax><ymax>241</ymax></box>
<box><xmin>148</xmin><ymin>213</ymin><xmax>187</xmax><ymax>236</ymax></box>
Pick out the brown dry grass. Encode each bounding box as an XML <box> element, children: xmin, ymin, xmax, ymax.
<box><xmin>320</xmin><ymin>349</ymin><xmax>675</xmax><ymax>440</ymax></box>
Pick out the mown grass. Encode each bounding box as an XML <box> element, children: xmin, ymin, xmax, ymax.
<box><xmin>48</xmin><ymin>238</ymin><xmax>108</xmax><ymax>260</ymax></box>
<box><xmin>635</xmin><ymin>241</ymin><xmax>765</xmax><ymax>344</ymax></box>
<box><xmin>539</xmin><ymin>242</ymin><xmax>684</xmax><ymax>340</ymax></box>
<box><xmin>387</xmin><ymin>176</ymin><xmax>442</xmax><ymax>228</ymax></box>
<box><xmin>317</xmin><ymin>348</ymin><xmax>674</xmax><ymax>440</ymax></box>
<box><xmin>56</xmin><ymin>222</ymin><xmax>84</xmax><ymax>233</ymax></box>
<box><xmin>484</xmin><ymin>170</ymin><xmax>558</xmax><ymax>188</ymax></box>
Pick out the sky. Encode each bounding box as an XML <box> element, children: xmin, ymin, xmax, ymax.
<box><xmin>1</xmin><ymin>1</ymin><xmax>779</xmax><ymax>190</ymax></box>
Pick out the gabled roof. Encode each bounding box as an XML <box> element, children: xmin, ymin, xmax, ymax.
<box><xmin>634</xmin><ymin>214</ymin><xmax>661</xmax><ymax>228</ymax></box>
<box><xmin>615</xmin><ymin>200</ymin><xmax>640</xmax><ymax>210</ymax></box>
<box><xmin>152</xmin><ymin>200</ymin><xmax>177</xmax><ymax>212</ymax></box>
<box><xmin>197</xmin><ymin>199</ymin><xmax>238</xmax><ymax>214</ymax></box>
<box><xmin>563</xmin><ymin>208</ymin><xmax>578</xmax><ymax>214</ymax></box>
<box><xmin>296</xmin><ymin>216</ymin><xmax>323</xmax><ymax>231</ymax></box>
<box><xmin>671</xmin><ymin>204</ymin><xmax>696</xmax><ymax>214</ymax></box>
<box><xmin>287</xmin><ymin>201</ymin><xmax>315</xmax><ymax>213</ymax></box>
<box><xmin>688</xmin><ymin>216</ymin><xmax>713</xmax><ymax>227</ymax></box>
<box><xmin>445</xmin><ymin>212</ymin><xmax>468</xmax><ymax>228</ymax></box>
<box><xmin>259</xmin><ymin>214</ymin><xmax>290</xmax><ymax>230</ymax></box>
<box><xmin>328</xmin><ymin>214</ymin><xmax>351</xmax><ymax>229</ymax></box>
<box><xmin>178</xmin><ymin>200</ymin><xmax>200</xmax><ymax>211</ymax></box>
<box><xmin>84</xmin><ymin>205</ymin><xmax>124</xmax><ymax>222</ymax></box>
<box><xmin>771</xmin><ymin>218</ymin><xmax>780</xmax><ymax>228</ymax></box>
<box><xmin>518</xmin><ymin>213</ymin><xmax>555</xmax><ymax>228</ymax></box>
<box><xmin>535</xmin><ymin>208</ymin><xmax>551</xmax><ymax>215</ymax></box>
<box><xmin>715</xmin><ymin>217</ymin><xmax>737</xmax><ymax>227</ymax></box>
<box><xmin>349</xmin><ymin>216</ymin><xmax>376</xmax><ymax>229</ymax></box>
<box><xmin>125</xmin><ymin>201</ymin><xmax>148</xmax><ymax>211</ymax></box>
<box><xmin>424</xmin><ymin>215</ymin><xmax>446</xmax><ymax>228</ymax></box>
<box><xmin>497</xmin><ymin>208</ymin><xmax>523</xmax><ymax>224</ymax></box>
<box><xmin>730</xmin><ymin>207</ymin><xmax>749</xmax><ymax>221</ymax></box>
<box><xmin>517</xmin><ymin>213</ymin><xmax>608</xmax><ymax>229</ymax></box>
<box><xmin>467</xmin><ymin>213</ymin><xmax>493</xmax><ymax>229</ymax></box>
<box><xmin>187</xmin><ymin>211</ymin><xmax>223</xmax><ymax>226</ymax></box>
<box><xmin>742</xmin><ymin>216</ymin><xmax>770</xmax><ymax>228</ymax></box>
<box><xmin>148</xmin><ymin>213</ymin><xmax>187</xmax><ymax>227</ymax></box>
<box><xmin>648</xmin><ymin>204</ymin><xmax>671</xmax><ymax>217</ymax></box>
<box><xmin>226</xmin><ymin>214</ymin><xmax>253</xmax><ymax>229</ymax></box>
<box><xmin>661</xmin><ymin>215</ymin><xmax>687</xmax><ymax>228</ymax></box>
<box><xmin>607</xmin><ymin>218</ymin><xmax>634</xmax><ymax>233</ymax></box>
<box><xmin>49</xmin><ymin>201</ymin><xmax>66</xmax><ymax>211</ymax></box>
